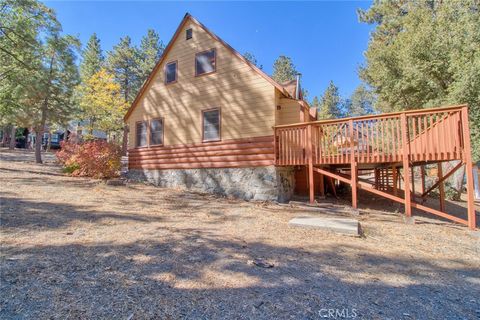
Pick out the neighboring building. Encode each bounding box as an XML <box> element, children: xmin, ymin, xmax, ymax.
<box><xmin>124</xmin><ymin>13</ymin><xmax>315</xmax><ymax>201</ymax></box>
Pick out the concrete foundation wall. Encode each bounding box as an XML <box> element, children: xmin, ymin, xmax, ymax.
<box><xmin>127</xmin><ymin>166</ymin><xmax>295</xmax><ymax>202</ymax></box>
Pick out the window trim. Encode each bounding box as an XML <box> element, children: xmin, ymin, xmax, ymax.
<box><xmin>149</xmin><ymin>117</ymin><xmax>164</xmax><ymax>147</ymax></box>
<box><xmin>201</xmin><ymin>107</ymin><xmax>221</xmax><ymax>143</ymax></box>
<box><xmin>186</xmin><ymin>28</ymin><xmax>192</xmax><ymax>40</ymax></box>
<box><xmin>195</xmin><ymin>48</ymin><xmax>216</xmax><ymax>77</ymax></box>
<box><xmin>164</xmin><ymin>60</ymin><xmax>178</xmax><ymax>85</ymax></box>
<box><xmin>135</xmin><ymin>120</ymin><xmax>148</xmax><ymax>148</ymax></box>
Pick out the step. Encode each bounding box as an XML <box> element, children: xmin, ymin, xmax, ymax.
<box><xmin>289</xmin><ymin>216</ymin><xmax>360</xmax><ymax>236</ymax></box>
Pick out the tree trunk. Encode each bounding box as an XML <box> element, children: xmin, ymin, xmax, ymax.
<box><xmin>35</xmin><ymin>131</ymin><xmax>43</xmax><ymax>163</ymax></box>
<box><xmin>9</xmin><ymin>125</ymin><xmax>16</xmax><ymax>149</ymax></box>
<box><xmin>1</xmin><ymin>126</ymin><xmax>8</xmax><ymax>147</ymax></box>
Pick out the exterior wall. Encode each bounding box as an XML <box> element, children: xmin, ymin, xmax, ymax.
<box><xmin>127</xmin><ymin>166</ymin><xmax>295</xmax><ymax>202</ymax></box>
<box><xmin>126</xmin><ymin>20</ymin><xmax>276</xmax><ymax>149</ymax></box>
<box><xmin>276</xmin><ymin>97</ymin><xmax>301</xmax><ymax>125</ymax></box>
<box><xmin>128</xmin><ymin>136</ymin><xmax>274</xmax><ymax>170</ymax></box>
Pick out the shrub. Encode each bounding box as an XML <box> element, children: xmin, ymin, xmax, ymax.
<box><xmin>56</xmin><ymin>140</ymin><xmax>121</xmax><ymax>179</ymax></box>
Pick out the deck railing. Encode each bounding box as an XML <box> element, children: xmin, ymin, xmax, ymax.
<box><xmin>274</xmin><ymin>105</ymin><xmax>467</xmax><ymax>166</ymax></box>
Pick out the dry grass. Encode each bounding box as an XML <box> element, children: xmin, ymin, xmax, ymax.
<box><xmin>1</xmin><ymin>148</ymin><xmax>479</xmax><ymax>319</ymax></box>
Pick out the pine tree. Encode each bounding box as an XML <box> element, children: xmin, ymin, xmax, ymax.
<box><xmin>107</xmin><ymin>36</ymin><xmax>141</xmax><ymax>103</ymax></box>
<box><xmin>345</xmin><ymin>84</ymin><xmax>375</xmax><ymax>117</ymax></box>
<box><xmin>318</xmin><ymin>81</ymin><xmax>342</xmax><ymax>120</ymax></box>
<box><xmin>243</xmin><ymin>52</ymin><xmax>262</xmax><ymax>69</ymax></box>
<box><xmin>272</xmin><ymin>56</ymin><xmax>298</xmax><ymax>83</ymax></box>
<box><xmin>138</xmin><ymin>29</ymin><xmax>164</xmax><ymax>83</ymax></box>
<box><xmin>80</xmin><ymin>33</ymin><xmax>104</xmax><ymax>81</ymax></box>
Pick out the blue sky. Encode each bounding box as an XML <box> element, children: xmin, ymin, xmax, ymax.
<box><xmin>44</xmin><ymin>1</ymin><xmax>373</xmax><ymax>100</ymax></box>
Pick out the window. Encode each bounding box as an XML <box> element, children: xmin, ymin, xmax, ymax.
<box><xmin>195</xmin><ymin>49</ymin><xmax>216</xmax><ymax>76</ymax></box>
<box><xmin>165</xmin><ymin>61</ymin><xmax>177</xmax><ymax>84</ymax></box>
<box><xmin>136</xmin><ymin>121</ymin><xmax>147</xmax><ymax>147</ymax></box>
<box><xmin>202</xmin><ymin>109</ymin><xmax>220</xmax><ymax>142</ymax></box>
<box><xmin>186</xmin><ymin>28</ymin><xmax>192</xmax><ymax>40</ymax></box>
<box><xmin>150</xmin><ymin>119</ymin><xmax>164</xmax><ymax>146</ymax></box>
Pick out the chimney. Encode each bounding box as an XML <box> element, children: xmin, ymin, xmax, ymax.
<box><xmin>295</xmin><ymin>73</ymin><xmax>301</xmax><ymax>100</ymax></box>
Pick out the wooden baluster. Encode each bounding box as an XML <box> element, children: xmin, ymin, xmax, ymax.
<box><xmin>396</xmin><ymin>117</ymin><xmax>402</xmax><ymax>161</ymax></box>
<box><xmin>366</xmin><ymin>120</ymin><xmax>370</xmax><ymax>163</ymax></box>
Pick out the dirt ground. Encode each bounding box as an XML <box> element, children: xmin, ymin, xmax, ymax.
<box><xmin>1</xmin><ymin>149</ymin><xmax>479</xmax><ymax>319</ymax></box>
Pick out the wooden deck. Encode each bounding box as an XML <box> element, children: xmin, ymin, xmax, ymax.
<box><xmin>274</xmin><ymin>104</ymin><xmax>476</xmax><ymax>229</ymax></box>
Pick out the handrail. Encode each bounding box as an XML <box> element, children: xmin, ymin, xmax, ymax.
<box><xmin>274</xmin><ymin>104</ymin><xmax>467</xmax><ymax>166</ymax></box>
<box><xmin>273</xmin><ymin>104</ymin><xmax>467</xmax><ymax>129</ymax></box>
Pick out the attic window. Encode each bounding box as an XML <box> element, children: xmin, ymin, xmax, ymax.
<box><xmin>186</xmin><ymin>28</ymin><xmax>192</xmax><ymax>40</ymax></box>
<box><xmin>195</xmin><ymin>49</ymin><xmax>216</xmax><ymax>76</ymax></box>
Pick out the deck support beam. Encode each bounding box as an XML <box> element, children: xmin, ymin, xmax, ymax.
<box><xmin>306</xmin><ymin>124</ymin><xmax>314</xmax><ymax>204</ymax></box>
<box><xmin>437</xmin><ymin>163</ymin><xmax>446</xmax><ymax>212</ymax></box>
<box><xmin>351</xmin><ymin>161</ymin><xmax>358</xmax><ymax>208</ymax></box>
<box><xmin>392</xmin><ymin>166</ymin><xmax>398</xmax><ymax>196</ymax></box>
<box><xmin>461</xmin><ymin>106</ymin><xmax>476</xmax><ymax>230</ymax></box>
<box><xmin>401</xmin><ymin>113</ymin><xmax>412</xmax><ymax>217</ymax></box>
<box><xmin>421</xmin><ymin>162</ymin><xmax>463</xmax><ymax>198</ymax></box>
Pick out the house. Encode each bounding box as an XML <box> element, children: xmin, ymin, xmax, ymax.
<box><xmin>124</xmin><ymin>13</ymin><xmax>315</xmax><ymax>201</ymax></box>
<box><xmin>124</xmin><ymin>14</ymin><xmax>476</xmax><ymax>230</ymax></box>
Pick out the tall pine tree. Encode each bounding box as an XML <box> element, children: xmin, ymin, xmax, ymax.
<box><xmin>80</xmin><ymin>33</ymin><xmax>104</xmax><ymax>81</ymax></box>
<box><xmin>138</xmin><ymin>29</ymin><xmax>164</xmax><ymax>84</ymax></box>
<box><xmin>318</xmin><ymin>81</ymin><xmax>342</xmax><ymax>120</ymax></box>
<box><xmin>344</xmin><ymin>84</ymin><xmax>375</xmax><ymax>117</ymax></box>
<box><xmin>272</xmin><ymin>56</ymin><xmax>298</xmax><ymax>83</ymax></box>
<box><xmin>107</xmin><ymin>36</ymin><xmax>141</xmax><ymax>103</ymax></box>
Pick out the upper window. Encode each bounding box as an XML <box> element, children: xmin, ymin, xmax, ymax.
<box><xmin>136</xmin><ymin>121</ymin><xmax>148</xmax><ymax>147</ymax></box>
<box><xmin>202</xmin><ymin>109</ymin><xmax>220</xmax><ymax>142</ymax></box>
<box><xmin>165</xmin><ymin>61</ymin><xmax>177</xmax><ymax>84</ymax></box>
<box><xmin>186</xmin><ymin>28</ymin><xmax>192</xmax><ymax>40</ymax></box>
<box><xmin>195</xmin><ymin>49</ymin><xmax>216</xmax><ymax>76</ymax></box>
<box><xmin>150</xmin><ymin>119</ymin><xmax>164</xmax><ymax>146</ymax></box>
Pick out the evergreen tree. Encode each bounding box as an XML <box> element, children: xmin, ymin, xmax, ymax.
<box><xmin>359</xmin><ymin>0</ymin><xmax>480</xmax><ymax>160</ymax></box>
<box><xmin>272</xmin><ymin>55</ymin><xmax>298</xmax><ymax>83</ymax></box>
<box><xmin>318</xmin><ymin>81</ymin><xmax>342</xmax><ymax>120</ymax></box>
<box><xmin>80</xmin><ymin>33</ymin><xmax>104</xmax><ymax>81</ymax></box>
<box><xmin>243</xmin><ymin>51</ymin><xmax>262</xmax><ymax>69</ymax></box>
<box><xmin>107</xmin><ymin>36</ymin><xmax>141</xmax><ymax>103</ymax></box>
<box><xmin>311</xmin><ymin>96</ymin><xmax>321</xmax><ymax>111</ymax></box>
<box><xmin>138</xmin><ymin>29</ymin><xmax>164</xmax><ymax>83</ymax></box>
<box><xmin>345</xmin><ymin>84</ymin><xmax>375</xmax><ymax>117</ymax></box>
<box><xmin>0</xmin><ymin>0</ymin><xmax>79</xmax><ymax>163</ymax></box>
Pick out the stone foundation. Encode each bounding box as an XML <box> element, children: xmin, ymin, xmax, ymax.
<box><xmin>126</xmin><ymin>166</ymin><xmax>295</xmax><ymax>202</ymax></box>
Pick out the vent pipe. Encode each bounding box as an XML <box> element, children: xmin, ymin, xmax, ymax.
<box><xmin>295</xmin><ymin>73</ymin><xmax>301</xmax><ymax>100</ymax></box>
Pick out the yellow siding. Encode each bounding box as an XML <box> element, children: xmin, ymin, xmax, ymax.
<box><xmin>276</xmin><ymin>97</ymin><xmax>301</xmax><ymax>125</ymax></box>
<box><xmin>127</xmin><ymin>21</ymin><xmax>276</xmax><ymax>148</ymax></box>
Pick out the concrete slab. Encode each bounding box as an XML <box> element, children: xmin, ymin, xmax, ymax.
<box><xmin>289</xmin><ymin>216</ymin><xmax>360</xmax><ymax>236</ymax></box>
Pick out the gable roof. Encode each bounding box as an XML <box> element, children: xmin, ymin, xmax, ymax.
<box><xmin>124</xmin><ymin>13</ymin><xmax>295</xmax><ymax>121</ymax></box>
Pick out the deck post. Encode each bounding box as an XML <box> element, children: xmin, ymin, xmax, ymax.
<box><xmin>420</xmin><ymin>165</ymin><xmax>426</xmax><ymax>195</ymax></box>
<box><xmin>437</xmin><ymin>163</ymin><xmax>446</xmax><ymax>212</ymax></box>
<box><xmin>273</xmin><ymin>127</ymin><xmax>277</xmax><ymax>165</ymax></box>
<box><xmin>349</xmin><ymin>120</ymin><xmax>358</xmax><ymax>208</ymax></box>
<box><xmin>306</xmin><ymin>124</ymin><xmax>314</xmax><ymax>204</ymax></box>
<box><xmin>401</xmin><ymin>113</ymin><xmax>412</xmax><ymax>217</ymax></box>
<box><xmin>461</xmin><ymin>106</ymin><xmax>476</xmax><ymax>229</ymax></box>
